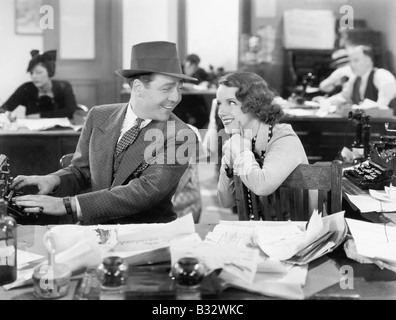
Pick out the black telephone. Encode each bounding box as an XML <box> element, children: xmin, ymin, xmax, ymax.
<box><xmin>0</xmin><ymin>154</ymin><xmax>39</xmax><ymax>222</ymax></box>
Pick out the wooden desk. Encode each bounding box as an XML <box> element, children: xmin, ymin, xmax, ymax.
<box><xmin>2</xmin><ymin>223</ymin><xmax>396</xmax><ymax>300</ymax></box>
<box><xmin>282</xmin><ymin>115</ymin><xmax>396</xmax><ymax>163</ymax></box>
<box><xmin>0</xmin><ymin>130</ymin><xmax>80</xmax><ymax>176</ymax></box>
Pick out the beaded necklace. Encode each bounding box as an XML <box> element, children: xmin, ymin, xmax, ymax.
<box><xmin>246</xmin><ymin>125</ymin><xmax>273</xmax><ymax>219</ymax></box>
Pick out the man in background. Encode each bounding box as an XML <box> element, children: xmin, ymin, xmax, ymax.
<box><xmin>183</xmin><ymin>53</ymin><xmax>209</xmax><ymax>89</ymax></box>
<box><xmin>319</xmin><ymin>47</ymin><xmax>354</xmax><ymax>95</ymax></box>
<box><xmin>327</xmin><ymin>45</ymin><xmax>396</xmax><ymax>110</ymax></box>
<box><xmin>174</xmin><ymin>53</ymin><xmax>211</xmax><ymax>128</ymax></box>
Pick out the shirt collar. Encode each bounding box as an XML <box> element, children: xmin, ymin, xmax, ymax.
<box><xmin>126</xmin><ymin>102</ymin><xmax>152</xmax><ymax>129</ymax></box>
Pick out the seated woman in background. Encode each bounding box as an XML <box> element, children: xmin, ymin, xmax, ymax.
<box><xmin>216</xmin><ymin>72</ymin><xmax>308</xmax><ymax>217</ymax></box>
<box><xmin>0</xmin><ymin>50</ymin><xmax>78</xmax><ymax>121</ymax></box>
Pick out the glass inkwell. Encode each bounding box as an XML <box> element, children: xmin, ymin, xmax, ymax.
<box><xmin>97</xmin><ymin>256</ymin><xmax>129</xmax><ymax>300</ymax></box>
<box><xmin>171</xmin><ymin>257</ymin><xmax>204</xmax><ymax>300</ymax></box>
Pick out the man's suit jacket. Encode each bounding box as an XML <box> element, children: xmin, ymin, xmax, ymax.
<box><xmin>53</xmin><ymin>103</ymin><xmax>197</xmax><ymax>225</ymax></box>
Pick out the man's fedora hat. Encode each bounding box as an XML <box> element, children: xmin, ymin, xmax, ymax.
<box><xmin>116</xmin><ymin>41</ymin><xmax>197</xmax><ymax>81</ymax></box>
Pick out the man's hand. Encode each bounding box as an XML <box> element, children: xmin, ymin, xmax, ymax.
<box><xmin>10</xmin><ymin>174</ymin><xmax>60</xmax><ymax>195</ymax></box>
<box><xmin>12</xmin><ymin>195</ymin><xmax>66</xmax><ymax>216</ymax></box>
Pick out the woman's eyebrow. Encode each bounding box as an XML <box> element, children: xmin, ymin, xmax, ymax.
<box><xmin>226</xmin><ymin>98</ymin><xmax>237</xmax><ymax>103</ymax></box>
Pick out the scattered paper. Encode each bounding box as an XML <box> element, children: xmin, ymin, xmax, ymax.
<box><xmin>17</xmin><ymin>250</ymin><xmax>44</xmax><ymax>269</ymax></box>
<box><xmin>385</xmin><ymin>185</ymin><xmax>396</xmax><ymax>201</ymax></box>
<box><xmin>205</xmin><ymin>221</ymin><xmax>295</xmax><ymax>273</ymax></box>
<box><xmin>14</xmin><ymin>117</ymin><xmax>80</xmax><ymax>131</ymax></box>
<box><xmin>218</xmin><ymin>264</ymin><xmax>308</xmax><ymax>300</ymax></box>
<box><xmin>255</xmin><ymin>210</ymin><xmax>347</xmax><ymax>264</ymax></box>
<box><xmin>369</xmin><ymin>189</ymin><xmax>396</xmax><ymax>202</ymax></box>
<box><xmin>117</xmin><ymin>213</ymin><xmax>195</xmax><ymax>244</ymax></box>
<box><xmin>346</xmin><ymin>193</ymin><xmax>396</xmax><ymax>213</ymax></box>
<box><xmin>346</xmin><ymin>218</ymin><xmax>396</xmax><ymax>265</ymax></box>
<box><xmin>171</xmin><ymin>239</ymin><xmax>259</xmax><ymax>285</ymax></box>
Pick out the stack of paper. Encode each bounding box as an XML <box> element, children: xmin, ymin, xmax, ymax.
<box><xmin>344</xmin><ymin>218</ymin><xmax>396</xmax><ymax>273</ymax></box>
<box><xmin>345</xmin><ymin>186</ymin><xmax>396</xmax><ymax>213</ymax></box>
<box><xmin>197</xmin><ymin>211</ymin><xmax>347</xmax><ymax>299</ymax></box>
<box><xmin>15</xmin><ymin>117</ymin><xmax>82</xmax><ymax>131</ymax></box>
<box><xmin>255</xmin><ymin>210</ymin><xmax>347</xmax><ymax>265</ymax></box>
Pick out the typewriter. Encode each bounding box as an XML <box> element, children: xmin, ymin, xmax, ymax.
<box><xmin>343</xmin><ymin>121</ymin><xmax>396</xmax><ymax>190</ymax></box>
<box><xmin>0</xmin><ymin>154</ymin><xmax>39</xmax><ymax>222</ymax></box>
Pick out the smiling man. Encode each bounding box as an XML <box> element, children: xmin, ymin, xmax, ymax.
<box><xmin>11</xmin><ymin>41</ymin><xmax>199</xmax><ymax>225</ymax></box>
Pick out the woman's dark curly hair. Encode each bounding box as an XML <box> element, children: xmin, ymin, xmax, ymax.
<box><xmin>218</xmin><ymin>72</ymin><xmax>284</xmax><ymax>125</ymax></box>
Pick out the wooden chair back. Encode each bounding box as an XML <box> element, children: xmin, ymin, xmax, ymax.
<box><xmin>234</xmin><ymin>160</ymin><xmax>343</xmax><ymax>221</ymax></box>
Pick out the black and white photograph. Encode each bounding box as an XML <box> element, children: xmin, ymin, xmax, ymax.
<box><xmin>0</xmin><ymin>0</ymin><xmax>396</xmax><ymax>306</ymax></box>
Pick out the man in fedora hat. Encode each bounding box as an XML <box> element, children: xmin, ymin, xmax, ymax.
<box><xmin>10</xmin><ymin>41</ymin><xmax>199</xmax><ymax>225</ymax></box>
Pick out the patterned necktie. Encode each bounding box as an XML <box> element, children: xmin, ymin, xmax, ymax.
<box><xmin>352</xmin><ymin>76</ymin><xmax>362</xmax><ymax>104</ymax></box>
<box><xmin>115</xmin><ymin>118</ymin><xmax>144</xmax><ymax>156</ymax></box>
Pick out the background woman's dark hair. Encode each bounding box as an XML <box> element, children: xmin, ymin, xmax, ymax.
<box><xmin>27</xmin><ymin>50</ymin><xmax>57</xmax><ymax>78</ymax></box>
<box><xmin>218</xmin><ymin>72</ymin><xmax>284</xmax><ymax>125</ymax></box>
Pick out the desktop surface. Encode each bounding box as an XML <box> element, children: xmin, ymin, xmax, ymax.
<box><xmin>2</xmin><ymin>223</ymin><xmax>396</xmax><ymax>300</ymax></box>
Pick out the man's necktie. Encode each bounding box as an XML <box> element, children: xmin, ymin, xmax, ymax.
<box><xmin>352</xmin><ymin>76</ymin><xmax>362</xmax><ymax>104</ymax></box>
<box><xmin>115</xmin><ymin>118</ymin><xmax>144</xmax><ymax>156</ymax></box>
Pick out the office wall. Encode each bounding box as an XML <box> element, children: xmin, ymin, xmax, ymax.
<box><xmin>0</xmin><ymin>0</ymin><xmax>43</xmax><ymax>103</ymax></box>
<box><xmin>122</xmin><ymin>0</ymin><xmax>178</xmax><ymax>69</ymax></box>
<box><xmin>353</xmin><ymin>0</ymin><xmax>396</xmax><ymax>73</ymax></box>
<box><xmin>186</xmin><ymin>0</ymin><xmax>239</xmax><ymax>72</ymax></box>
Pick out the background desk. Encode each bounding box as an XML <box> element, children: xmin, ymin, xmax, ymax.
<box><xmin>282</xmin><ymin>115</ymin><xmax>396</xmax><ymax>162</ymax></box>
<box><xmin>2</xmin><ymin>223</ymin><xmax>396</xmax><ymax>300</ymax></box>
<box><xmin>0</xmin><ymin>130</ymin><xmax>80</xmax><ymax>176</ymax></box>
<box><xmin>172</xmin><ymin>89</ymin><xmax>216</xmax><ymax>129</ymax></box>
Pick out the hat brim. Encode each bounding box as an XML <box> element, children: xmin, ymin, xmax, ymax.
<box><xmin>115</xmin><ymin>69</ymin><xmax>197</xmax><ymax>82</ymax></box>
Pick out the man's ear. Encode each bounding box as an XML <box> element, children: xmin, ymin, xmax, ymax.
<box><xmin>133</xmin><ymin>79</ymin><xmax>144</xmax><ymax>96</ymax></box>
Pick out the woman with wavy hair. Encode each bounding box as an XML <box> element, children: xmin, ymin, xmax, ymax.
<box><xmin>216</xmin><ymin>72</ymin><xmax>308</xmax><ymax>218</ymax></box>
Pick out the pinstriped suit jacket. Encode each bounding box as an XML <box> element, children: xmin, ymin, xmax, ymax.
<box><xmin>53</xmin><ymin>103</ymin><xmax>197</xmax><ymax>225</ymax></box>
